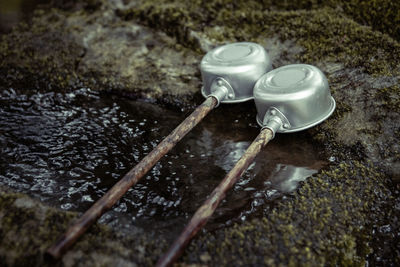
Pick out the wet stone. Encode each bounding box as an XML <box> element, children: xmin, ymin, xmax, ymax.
<box><xmin>0</xmin><ymin>87</ymin><xmax>324</xmax><ymax>237</ymax></box>
<box><xmin>0</xmin><ymin>0</ymin><xmax>399</xmax><ymax>266</ymax></box>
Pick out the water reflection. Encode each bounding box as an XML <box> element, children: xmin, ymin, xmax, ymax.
<box><xmin>268</xmin><ymin>164</ymin><xmax>316</xmax><ymax>192</ymax></box>
<box><xmin>0</xmin><ymin>86</ymin><xmax>326</xmax><ymax>234</ymax></box>
<box><xmin>215</xmin><ymin>141</ymin><xmax>251</xmax><ymax>171</ymax></box>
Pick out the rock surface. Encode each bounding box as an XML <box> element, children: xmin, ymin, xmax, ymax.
<box><xmin>0</xmin><ymin>186</ymin><xmax>165</xmax><ymax>266</ymax></box>
<box><xmin>0</xmin><ymin>0</ymin><xmax>399</xmax><ymax>266</ymax></box>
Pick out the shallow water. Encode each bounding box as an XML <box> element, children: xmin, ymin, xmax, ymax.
<box><xmin>0</xmin><ymin>86</ymin><xmax>326</xmax><ymax>236</ymax></box>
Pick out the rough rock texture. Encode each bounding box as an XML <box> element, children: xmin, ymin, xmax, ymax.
<box><xmin>0</xmin><ymin>0</ymin><xmax>399</xmax><ymax>266</ymax></box>
<box><xmin>0</xmin><ymin>1</ymin><xmax>201</xmax><ymax>109</ymax></box>
<box><xmin>188</xmin><ymin>161</ymin><xmax>396</xmax><ymax>266</ymax></box>
<box><xmin>0</xmin><ymin>186</ymin><xmax>166</xmax><ymax>267</ymax></box>
<box><xmin>119</xmin><ymin>0</ymin><xmax>400</xmax><ymax>177</ymax></box>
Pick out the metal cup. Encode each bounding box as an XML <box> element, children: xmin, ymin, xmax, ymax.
<box><xmin>200</xmin><ymin>42</ymin><xmax>272</xmax><ymax>105</ymax></box>
<box><xmin>253</xmin><ymin>64</ymin><xmax>336</xmax><ymax>135</ymax></box>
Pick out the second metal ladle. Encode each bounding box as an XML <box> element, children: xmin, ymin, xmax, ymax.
<box><xmin>46</xmin><ymin>42</ymin><xmax>272</xmax><ymax>259</ymax></box>
<box><xmin>157</xmin><ymin>64</ymin><xmax>336</xmax><ymax>267</ymax></box>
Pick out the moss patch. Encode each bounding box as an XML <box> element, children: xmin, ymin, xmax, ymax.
<box><xmin>122</xmin><ymin>1</ymin><xmax>400</xmax><ymax>75</ymax></box>
<box><xmin>0</xmin><ymin>2</ymin><xmax>202</xmax><ymax>110</ymax></box>
<box><xmin>0</xmin><ymin>0</ymin><xmax>399</xmax><ymax>266</ymax></box>
<box><xmin>119</xmin><ymin>0</ymin><xmax>400</xmax><ymax>174</ymax></box>
<box><xmin>185</xmin><ymin>161</ymin><xmax>397</xmax><ymax>266</ymax></box>
<box><xmin>0</xmin><ymin>186</ymin><xmax>167</xmax><ymax>266</ymax></box>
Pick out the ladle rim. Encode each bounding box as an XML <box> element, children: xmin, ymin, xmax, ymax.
<box><xmin>256</xmin><ymin>96</ymin><xmax>336</xmax><ymax>133</ymax></box>
<box><xmin>200</xmin><ymin>42</ymin><xmax>271</xmax><ymax>104</ymax></box>
<box><xmin>200</xmin><ymin>86</ymin><xmax>254</xmax><ymax>103</ymax></box>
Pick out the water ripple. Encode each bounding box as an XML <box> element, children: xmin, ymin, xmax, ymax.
<box><xmin>0</xmin><ymin>86</ymin><xmax>325</xmax><ymax>232</ymax></box>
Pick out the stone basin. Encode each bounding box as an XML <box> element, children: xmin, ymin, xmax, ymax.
<box><xmin>0</xmin><ymin>0</ymin><xmax>399</xmax><ymax>266</ymax></box>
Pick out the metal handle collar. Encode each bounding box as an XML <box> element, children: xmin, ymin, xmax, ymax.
<box><xmin>208</xmin><ymin>77</ymin><xmax>235</xmax><ymax>107</ymax></box>
<box><xmin>261</xmin><ymin>107</ymin><xmax>291</xmax><ymax>139</ymax></box>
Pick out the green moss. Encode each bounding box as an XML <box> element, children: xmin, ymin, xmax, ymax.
<box><xmin>0</xmin><ymin>15</ymin><xmax>83</xmax><ymax>91</ymax></box>
<box><xmin>0</xmin><ymin>0</ymin><xmax>399</xmax><ymax>265</ymax></box>
<box><xmin>376</xmin><ymin>85</ymin><xmax>400</xmax><ymax>111</ymax></box>
<box><xmin>0</xmin><ymin>186</ymin><xmax>167</xmax><ymax>266</ymax></box>
<box><xmin>128</xmin><ymin>0</ymin><xmax>400</xmax><ymax>42</ymax></box>
<box><xmin>256</xmin><ymin>1</ymin><xmax>400</xmax><ymax>41</ymax></box>
<box><xmin>121</xmin><ymin>1</ymin><xmax>400</xmax><ymax>76</ymax></box>
<box><xmin>331</xmin><ymin>0</ymin><xmax>400</xmax><ymax>41</ymax></box>
<box><xmin>183</xmin><ymin>161</ymin><xmax>392</xmax><ymax>266</ymax></box>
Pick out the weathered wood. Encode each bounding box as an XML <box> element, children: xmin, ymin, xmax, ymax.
<box><xmin>156</xmin><ymin>128</ymin><xmax>273</xmax><ymax>267</ymax></box>
<box><xmin>46</xmin><ymin>96</ymin><xmax>218</xmax><ymax>260</ymax></box>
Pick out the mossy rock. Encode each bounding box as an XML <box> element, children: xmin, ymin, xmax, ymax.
<box><xmin>0</xmin><ymin>1</ymin><xmax>202</xmax><ymax>110</ymax></box>
<box><xmin>119</xmin><ymin>0</ymin><xmax>400</xmax><ymax>180</ymax></box>
<box><xmin>0</xmin><ymin>0</ymin><xmax>399</xmax><ymax>266</ymax></box>
<box><xmin>0</xmin><ymin>186</ymin><xmax>167</xmax><ymax>266</ymax></box>
<box><xmin>185</xmin><ymin>161</ymin><xmax>399</xmax><ymax>266</ymax></box>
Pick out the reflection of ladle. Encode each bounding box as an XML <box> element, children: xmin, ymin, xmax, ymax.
<box><xmin>46</xmin><ymin>42</ymin><xmax>272</xmax><ymax>259</ymax></box>
<box><xmin>157</xmin><ymin>64</ymin><xmax>336</xmax><ymax>267</ymax></box>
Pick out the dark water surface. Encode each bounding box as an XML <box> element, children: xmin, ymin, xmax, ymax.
<box><xmin>0</xmin><ymin>86</ymin><xmax>326</xmax><ymax>236</ymax></box>
<box><xmin>0</xmin><ymin>0</ymin><xmax>328</xmax><ymax>238</ymax></box>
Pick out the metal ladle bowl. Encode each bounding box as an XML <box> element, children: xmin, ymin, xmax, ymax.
<box><xmin>46</xmin><ymin>42</ymin><xmax>272</xmax><ymax>261</ymax></box>
<box><xmin>253</xmin><ymin>64</ymin><xmax>336</xmax><ymax>136</ymax></box>
<box><xmin>201</xmin><ymin>42</ymin><xmax>272</xmax><ymax>106</ymax></box>
<box><xmin>156</xmin><ymin>65</ymin><xmax>336</xmax><ymax>267</ymax></box>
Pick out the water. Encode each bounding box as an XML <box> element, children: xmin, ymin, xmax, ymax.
<box><xmin>0</xmin><ymin>86</ymin><xmax>325</xmax><ymax>236</ymax></box>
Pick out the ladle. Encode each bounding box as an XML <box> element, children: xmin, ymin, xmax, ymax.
<box><xmin>45</xmin><ymin>42</ymin><xmax>272</xmax><ymax>260</ymax></box>
<box><xmin>157</xmin><ymin>64</ymin><xmax>336</xmax><ymax>267</ymax></box>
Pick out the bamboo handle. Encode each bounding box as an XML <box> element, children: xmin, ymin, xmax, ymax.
<box><xmin>156</xmin><ymin>128</ymin><xmax>274</xmax><ymax>267</ymax></box>
<box><xmin>46</xmin><ymin>96</ymin><xmax>218</xmax><ymax>260</ymax></box>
